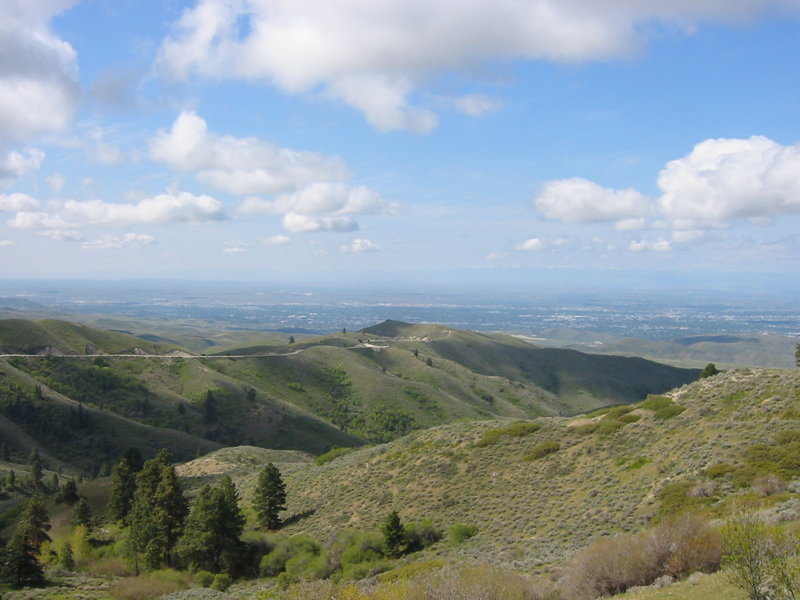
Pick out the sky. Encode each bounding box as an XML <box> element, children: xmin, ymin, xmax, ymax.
<box><xmin>1</xmin><ymin>0</ymin><xmax>800</xmax><ymax>289</ymax></box>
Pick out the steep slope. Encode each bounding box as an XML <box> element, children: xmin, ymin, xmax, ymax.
<box><xmin>0</xmin><ymin>318</ymin><xmax>183</xmax><ymax>355</ymax></box>
<box><xmin>361</xmin><ymin>320</ymin><xmax>699</xmax><ymax>413</ymax></box>
<box><xmin>175</xmin><ymin>368</ymin><xmax>800</xmax><ymax>572</ymax></box>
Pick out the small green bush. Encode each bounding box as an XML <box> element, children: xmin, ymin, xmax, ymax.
<box><xmin>448</xmin><ymin>523</ymin><xmax>478</xmax><ymax>545</ymax></box>
<box><xmin>287</xmin><ymin>382</ymin><xmax>305</xmax><ymax>392</ymax></box>
<box><xmin>194</xmin><ymin>570</ymin><xmax>214</xmax><ymax>587</ymax></box>
<box><xmin>315</xmin><ymin>446</ymin><xmax>356</xmax><ymax>466</ymax></box>
<box><xmin>526</xmin><ymin>440</ymin><xmax>560</xmax><ymax>460</ymax></box>
<box><xmin>211</xmin><ymin>573</ymin><xmax>232</xmax><ymax>591</ymax></box>
<box><xmin>475</xmin><ymin>421</ymin><xmax>541</xmax><ymax>447</ymax></box>
<box><xmin>404</xmin><ymin>519</ymin><xmax>442</xmax><ymax>552</ymax></box>
<box><xmin>640</xmin><ymin>395</ymin><xmax>672</xmax><ymax>411</ymax></box>
<box><xmin>705</xmin><ymin>463</ymin><xmax>736</xmax><ymax>479</ymax></box>
<box><xmin>624</xmin><ymin>456</ymin><xmax>650</xmax><ymax>471</ymax></box>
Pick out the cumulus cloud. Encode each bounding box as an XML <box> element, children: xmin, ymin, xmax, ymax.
<box><xmin>516</xmin><ymin>237</ymin><xmax>546</xmax><ymax>251</ymax></box>
<box><xmin>262</xmin><ymin>234</ymin><xmax>290</xmax><ymax>245</ymax></box>
<box><xmin>38</xmin><ymin>229</ymin><xmax>81</xmax><ymax>242</ymax></box>
<box><xmin>614</xmin><ymin>218</ymin><xmax>647</xmax><ymax>231</ymax></box>
<box><xmin>239</xmin><ymin>183</ymin><xmax>396</xmax><ymax>217</ymax></box>
<box><xmin>156</xmin><ymin>0</ymin><xmax>794</xmax><ymax>132</ymax></box>
<box><xmin>534</xmin><ymin>177</ymin><xmax>651</xmax><ymax>223</ymax></box>
<box><xmin>282</xmin><ymin>213</ymin><xmax>357</xmax><ymax>233</ymax></box>
<box><xmin>657</xmin><ymin>136</ymin><xmax>800</xmax><ymax>223</ymax></box>
<box><xmin>629</xmin><ymin>239</ymin><xmax>672</xmax><ymax>252</ymax></box>
<box><xmin>0</xmin><ymin>1</ymin><xmax>79</xmax><ymax>144</ymax></box>
<box><xmin>534</xmin><ymin>136</ymin><xmax>800</xmax><ymax>232</ymax></box>
<box><xmin>82</xmin><ymin>233</ymin><xmax>156</xmax><ymax>250</ymax></box>
<box><xmin>0</xmin><ymin>148</ymin><xmax>45</xmax><ymax>185</ymax></box>
<box><xmin>150</xmin><ymin>111</ymin><xmax>349</xmax><ymax>195</ymax></box>
<box><xmin>453</xmin><ymin>94</ymin><xmax>502</xmax><ymax>117</ymax></box>
<box><xmin>340</xmin><ymin>238</ymin><xmax>380</xmax><ymax>253</ymax></box>
<box><xmin>8</xmin><ymin>191</ymin><xmax>226</xmax><ymax>229</ymax></box>
<box><xmin>0</xmin><ymin>192</ymin><xmax>39</xmax><ymax>211</ymax></box>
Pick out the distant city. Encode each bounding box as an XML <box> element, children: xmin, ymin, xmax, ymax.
<box><xmin>0</xmin><ymin>280</ymin><xmax>797</xmax><ymax>341</ymax></box>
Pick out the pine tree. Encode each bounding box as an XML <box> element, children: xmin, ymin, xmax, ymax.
<box><xmin>176</xmin><ymin>476</ymin><xmax>244</xmax><ymax>574</ymax></box>
<box><xmin>59</xmin><ymin>478</ymin><xmax>80</xmax><ymax>505</ymax></box>
<box><xmin>27</xmin><ymin>449</ymin><xmax>43</xmax><ymax>491</ymax></box>
<box><xmin>107</xmin><ymin>457</ymin><xmax>136</xmax><ymax>522</ymax></box>
<box><xmin>381</xmin><ymin>510</ymin><xmax>405</xmax><ymax>558</ymax></box>
<box><xmin>253</xmin><ymin>463</ymin><xmax>286</xmax><ymax>530</ymax></box>
<box><xmin>0</xmin><ymin>497</ymin><xmax>51</xmax><ymax>587</ymax></box>
<box><xmin>71</xmin><ymin>498</ymin><xmax>91</xmax><ymax>529</ymax></box>
<box><xmin>128</xmin><ymin>451</ymin><xmax>187</xmax><ymax>571</ymax></box>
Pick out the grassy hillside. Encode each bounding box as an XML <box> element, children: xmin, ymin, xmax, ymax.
<box><xmin>4</xmin><ymin>368</ymin><xmax>798</xmax><ymax>600</ymax></box>
<box><xmin>177</xmin><ymin>367</ymin><xmax>799</xmax><ymax>573</ymax></box>
<box><xmin>0</xmin><ymin>318</ymin><xmax>698</xmax><ymax>474</ymax></box>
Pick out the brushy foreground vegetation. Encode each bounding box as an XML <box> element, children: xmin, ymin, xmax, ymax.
<box><xmin>3</xmin><ymin>367</ymin><xmax>800</xmax><ymax>600</ymax></box>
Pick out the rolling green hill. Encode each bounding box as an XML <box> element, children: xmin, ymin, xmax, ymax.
<box><xmin>178</xmin><ymin>367</ymin><xmax>800</xmax><ymax>574</ymax></box>
<box><xmin>0</xmin><ymin>318</ymin><xmax>697</xmax><ymax>474</ymax></box>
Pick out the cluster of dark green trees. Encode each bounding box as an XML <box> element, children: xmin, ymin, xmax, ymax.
<box><xmin>107</xmin><ymin>449</ymin><xmax>287</xmax><ymax>575</ymax></box>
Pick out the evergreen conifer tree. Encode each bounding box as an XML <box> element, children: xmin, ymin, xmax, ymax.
<box><xmin>128</xmin><ymin>451</ymin><xmax>187</xmax><ymax>571</ymax></box>
<box><xmin>59</xmin><ymin>479</ymin><xmax>80</xmax><ymax>505</ymax></box>
<box><xmin>253</xmin><ymin>463</ymin><xmax>286</xmax><ymax>530</ymax></box>
<box><xmin>71</xmin><ymin>498</ymin><xmax>91</xmax><ymax>529</ymax></box>
<box><xmin>0</xmin><ymin>497</ymin><xmax>51</xmax><ymax>587</ymax></box>
<box><xmin>107</xmin><ymin>457</ymin><xmax>136</xmax><ymax>523</ymax></box>
<box><xmin>381</xmin><ymin>510</ymin><xmax>405</xmax><ymax>558</ymax></box>
<box><xmin>175</xmin><ymin>476</ymin><xmax>244</xmax><ymax>574</ymax></box>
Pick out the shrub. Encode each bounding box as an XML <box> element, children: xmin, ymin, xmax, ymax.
<box><xmin>447</xmin><ymin>523</ymin><xmax>478</xmax><ymax>545</ymax></box>
<box><xmin>475</xmin><ymin>422</ymin><xmax>541</xmax><ymax>447</ymax></box>
<box><xmin>194</xmin><ymin>570</ymin><xmax>214</xmax><ymax>587</ymax></box>
<box><xmin>561</xmin><ymin>514</ymin><xmax>721</xmax><ymax>600</ymax></box>
<box><xmin>705</xmin><ymin>463</ymin><xmax>736</xmax><ymax>479</ymax></box>
<box><xmin>404</xmin><ymin>519</ymin><xmax>442</xmax><ymax>552</ymax></box>
<box><xmin>211</xmin><ymin>573</ymin><xmax>232</xmax><ymax>591</ymax></box>
<box><xmin>527</xmin><ymin>440</ymin><xmax>560</xmax><ymax>460</ymax></box>
<box><xmin>315</xmin><ymin>446</ymin><xmax>356</xmax><ymax>466</ymax></box>
<box><xmin>260</xmin><ymin>535</ymin><xmax>321</xmax><ymax>577</ymax></box>
<box><xmin>287</xmin><ymin>382</ymin><xmax>305</xmax><ymax>392</ymax></box>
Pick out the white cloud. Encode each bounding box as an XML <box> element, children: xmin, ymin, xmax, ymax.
<box><xmin>223</xmin><ymin>246</ymin><xmax>246</xmax><ymax>253</ymax></box>
<box><xmin>0</xmin><ymin>148</ymin><xmax>44</xmax><ymax>184</ymax></box>
<box><xmin>340</xmin><ymin>238</ymin><xmax>380</xmax><ymax>253</ymax></box>
<box><xmin>8</xmin><ymin>191</ymin><xmax>226</xmax><ymax>229</ymax></box>
<box><xmin>629</xmin><ymin>239</ymin><xmax>672</xmax><ymax>252</ymax></box>
<box><xmin>81</xmin><ymin>233</ymin><xmax>156</xmax><ymax>250</ymax></box>
<box><xmin>0</xmin><ymin>240</ymin><xmax>15</xmax><ymax>247</ymax></box>
<box><xmin>239</xmin><ymin>183</ymin><xmax>395</xmax><ymax>217</ymax></box>
<box><xmin>282</xmin><ymin>213</ymin><xmax>357</xmax><ymax>233</ymax></box>
<box><xmin>0</xmin><ymin>1</ymin><xmax>79</xmax><ymax>144</ymax></box>
<box><xmin>614</xmin><ymin>218</ymin><xmax>647</xmax><ymax>231</ymax></box>
<box><xmin>47</xmin><ymin>172</ymin><xmax>65</xmax><ymax>193</ymax></box>
<box><xmin>0</xmin><ymin>192</ymin><xmax>39</xmax><ymax>211</ymax></box>
<box><xmin>535</xmin><ymin>136</ymin><xmax>800</xmax><ymax>233</ymax></box>
<box><xmin>38</xmin><ymin>229</ymin><xmax>81</xmax><ymax>242</ymax></box>
<box><xmin>671</xmin><ymin>229</ymin><xmax>707</xmax><ymax>243</ymax></box>
<box><xmin>516</xmin><ymin>237</ymin><xmax>546</xmax><ymax>251</ymax></box>
<box><xmin>657</xmin><ymin>136</ymin><xmax>800</xmax><ymax>223</ymax></box>
<box><xmin>262</xmin><ymin>234</ymin><xmax>290</xmax><ymax>245</ymax></box>
<box><xmin>453</xmin><ymin>94</ymin><xmax>502</xmax><ymax>117</ymax></box>
<box><xmin>157</xmin><ymin>0</ymin><xmax>794</xmax><ymax>132</ymax></box>
<box><xmin>150</xmin><ymin>111</ymin><xmax>349</xmax><ymax>195</ymax></box>
<box><xmin>533</xmin><ymin>177</ymin><xmax>651</xmax><ymax>223</ymax></box>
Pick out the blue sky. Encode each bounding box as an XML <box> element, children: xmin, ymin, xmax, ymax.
<box><xmin>1</xmin><ymin>0</ymin><xmax>799</xmax><ymax>289</ymax></box>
